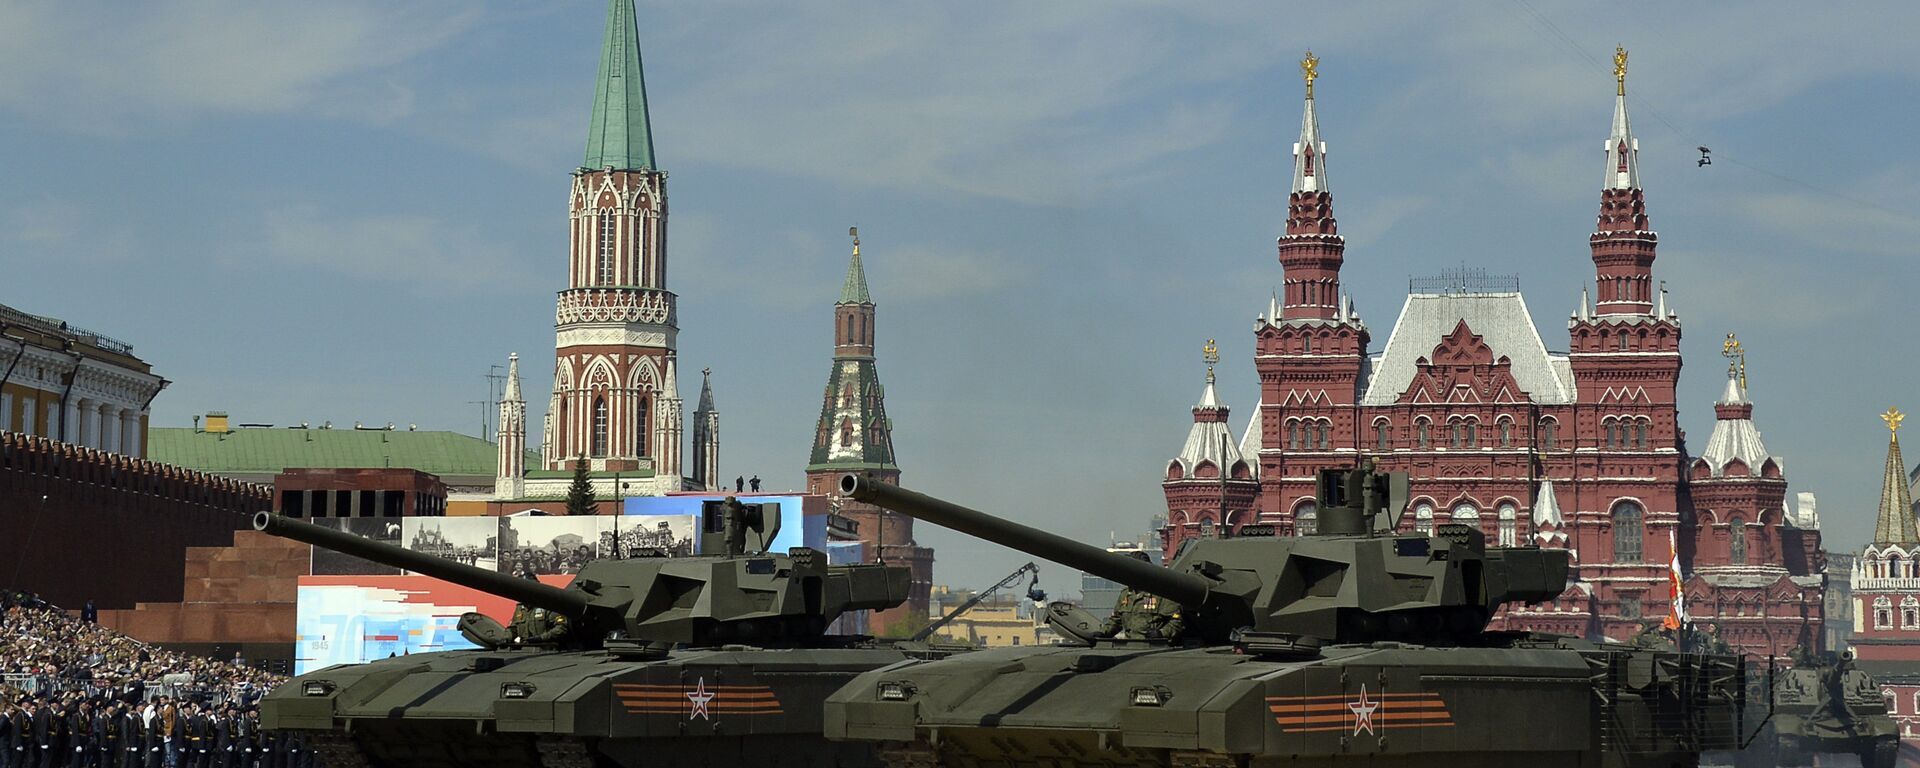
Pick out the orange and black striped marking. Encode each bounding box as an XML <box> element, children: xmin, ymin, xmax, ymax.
<box><xmin>614</xmin><ymin>681</ymin><xmax>785</xmax><ymax>718</ymax></box>
<box><xmin>1266</xmin><ymin>690</ymin><xmax>1454</xmax><ymax>734</ymax></box>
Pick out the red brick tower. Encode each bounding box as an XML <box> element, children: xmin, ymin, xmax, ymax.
<box><xmin>1162</xmin><ymin>341</ymin><xmax>1261</xmax><ymax>559</ymax></box>
<box><xmin>804</xmin><ymin>230</ymin><xmax>933</xmax><ymax>632</ymax></box>
<box><xmin>1251</xmin><ymin>52</ymin><xmax>1370</xmax><ymax>535</ymax></box>
<box><xmin>1683</xmin><ymin>347</ymin><xmax>1825</xmax><ymax>656</ymax></box>
<box><xmin>544</xmin><ymin>0</ymin><xmax>685</xmax><ymax>493</ymax></box>
<box><xmin>1854</xmin><ymin>409</ymin><xmax>1920</xmax><ymax>661</ymax></box>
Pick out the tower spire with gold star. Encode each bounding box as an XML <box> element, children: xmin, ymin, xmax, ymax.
<box><xmin>1875</xmin><ymin>407</ymin><xmax>1918</xmax><ymax>545</ymax></box>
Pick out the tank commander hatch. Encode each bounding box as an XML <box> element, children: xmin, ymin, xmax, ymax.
<box><xmin>509</xmin><ymin>570</ymin><xmax>571</xmax><ymax>646</ymax></box>
<box><xmin>1100</xmin><ymin>551</ymin><xmax>1184</xmax><ymax>641</ymax></box>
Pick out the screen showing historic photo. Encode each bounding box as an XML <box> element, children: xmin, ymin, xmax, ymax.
<box><xmin>401</xmin><ymin>516</ymin><xmax>499</xmax><ymax>572</ymax></box>
<box><xmin>497</xmin><ymin>516</ymin><xmax>607</xmax><ymax>576</ymax></box>
<box><xmin>602</xmin><ymin>513</ymin><xmax>697</xmax><ymax>558</ymax></box>
<box><xmin>309</xmin><ymin>518</ymin><xmax>405</xmax><ymax>576</ymax></box>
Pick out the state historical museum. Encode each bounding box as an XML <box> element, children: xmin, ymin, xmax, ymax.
<box><xmin>1161</xmin><ymin>50</ymin><xmax>1825</xmax><ymax>654</ymax></box>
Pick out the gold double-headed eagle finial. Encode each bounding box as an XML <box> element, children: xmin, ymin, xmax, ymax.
<box><xmin>1301</xmin><ymin>51</ymin><xmax>1319</xmax><ymax>98</ymax></box>
<box><xmin>1721</xmin><ymin>332</ymin><xmax>1746</xmax><ymax>390</ymax></box>
<box><xmin>1203</xmin><ymin>338</ymin><xmax>1220</xmax><ymax>383</ymax></box>
<box><xmin>1887</xmin><ymin>407</ymin><xmax>1906</xmax><ymax>437</ymax></box>
<box><xmin>849</xmin><ymin>226</ymin><xmax>860</xmax><ymax>256</ymax></box>
<box><xmin>1614</xmin><ymin>46</ymin><xmax>1628</xmax><ymax>96</ymax></box>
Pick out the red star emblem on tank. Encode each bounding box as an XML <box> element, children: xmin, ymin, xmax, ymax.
<box><xmin>1348</xmin><ymin>684</ymin><xmax>1379</xmax><ymax>736</ymax></box>
<box><xmin>685</xmin><ymin>677</ymin><xmax>716</xmax><ymax>720</ymax></box>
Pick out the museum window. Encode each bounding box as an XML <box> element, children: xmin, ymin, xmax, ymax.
<box><xmin>1905</xmin><ymin>597</ymin><xmax>1919</xmax><ymax>630</ymax></box>
<box><xmin>1618</xmin><ymin>333</ymin><xmax>1629</xmax><ymax>351</ymax></box>
<box><xmin>0</xmin><ymin>392</ymin><xmax>9</xmax><ymax>432</ymax></box>
<box><xmin>1876</xmin><ymin>597</ymin><xmax>1894</xmax><ymax>629</ymax></box>
<box><xmin>1729</xmin><ymin>517</ymin><xmax>1747</xmax><ymax>565</ymax></box>
<box><xmin>1612</xmin><ymin>501</ymin><xmax>1644</xmax><ymax>562</ymax></box>
<box><xmin>1295</xmin><ymin>500</ymin><xmax>1318</xmax><ymax>535</ymax></box>
<box><xmin>1450</xmin><ymin>420</ymin><xmax>1464</xmax><ymax>448</ymax></box>
<box><xmin>1498</xmin><ymin>503</ymin><xmax>1517</xmax><ymax>546</ymax></box>
<box><xmin>1288</xmin><ymin>421</ymin><xmax>1301</xmax><ymax>450</ymax></box>
<box><xmin>1620</xmin><ymin>596</ymin><xmax>1642</xmax><ymax>620</ymax></box>
<box><xmin>1416</xmin><ymin>420</ymin><xmax>1431</xmax><ymax>449</ymax></box>
<box><xmin>1540</xmin><ymin>418</ymin><xmax>1558</xmax><ymax>449</ymax></box>
<box><xmin>1302</xmin><ymin>335</ymin><xmax>1312</xmax><ymax>354</ymax></box>
<box><xmin>1498</xmin><ymin>418</ymin><xmax>1513</xmax><ymax>447</ymax></box>
<box><xmin>1465</xmin><ymin>420</ymin><xmax>1477</xmax><ymax>448</ymax></box>
<box><xmin>1636</xmin><ymin>418</ymin><xmax>1650</xmax><ymax>449</ymax></box>
<box><xmin>597</xmin><ymin>209</ymin><xmax>617</xmax><ymax>285</ymax></box>
<box><xmin>1414</xmin><ymin>503</ymin><xmax>1434</xmax><ymax>535</ymax></box>
<box><xmin>1375</xmin><ymin>420</ymin><xmax>1391</xmax><ymax>450</ymax></box>
<box><xmin>635</xmin><ymin>397</ymin><xmax>649</xmax><ymax>457</ymax></box>
<box><xmin>1317</xmin><ymin>420</ymin><xmax>1331</xmax><ymax>450</ymax></box>
<box><xmin>591</xmin><ymin>397</ymin><xmax>609</xmax><ymax>457</ymax></box>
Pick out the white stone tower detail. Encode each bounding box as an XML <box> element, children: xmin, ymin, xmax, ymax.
<box><xmin>495</xmin><ymin>353</ymin><xmax>527</xmax><ymax>500</ymax></box>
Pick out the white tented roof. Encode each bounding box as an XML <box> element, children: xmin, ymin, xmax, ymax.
<box><xmin>1698</xmin><ymin>375</ymin><xmax>1780</xmax><ymax>477</ymax></box>
<box><xmin>1171</xmin><ymin>381</ymin><xmax>1248</xmax><ymax>476</ymax></box>
<box><xmin>1360</xmin><ymin>292</ymin><xmax>1574</xmax><ymax>405</ymax></box>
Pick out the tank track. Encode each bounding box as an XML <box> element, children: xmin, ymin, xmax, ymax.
<box><xmin>308</xmin><ymin>731</ymin><xmax>372</xmax><ymax>768</ymax></box>
<box><xmin>876</xmin><ymin>741</ymin><xmax>1238</xmax><ymax>768</ymax></box>
<box><xmin>537</xmin><ymin>737</ymin><xmax>597</xmax><ymax>768</ymax></box>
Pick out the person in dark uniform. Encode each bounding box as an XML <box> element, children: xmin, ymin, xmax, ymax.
<box><xmin>34</xmin><ymin>700</ymin><xmax>60</xmax><ymax>768</ymax></box>
<box><xmin>210</xmin><ymin>711</ymin><xmax>230</xmax><ymax>768</ymax></box>
<box><xmin>1</xmin><ymin>700</ymin><xmax>15</xmax><ymax>768</ymax></box>
<box><xmin>1099</xmin><ymin>551</ymin><xmax>1185</xmax><ymax>641</ymax></box>
<box><xmin>116</xmin><ymin>706</ymin><xmax>138</xmax><ymax>768</ymax></box>
<box><xmin>180</xmin><ymin>707</ymin><xmax>204</xmax><ymax>768</ymax></box>
<box><xmin>231</xmin><ymin>712</ymin><xmax>253</xmax><ymax>768</ymax></box>
<box><xmin>67</xmin><ymin>701</ymin><xmax>91</xmax><ymax>768</ymax></box>
<box><xmin>140</xmin><ymin>703</ymin><xmax>161</xmax><ymax>768</ymax></box>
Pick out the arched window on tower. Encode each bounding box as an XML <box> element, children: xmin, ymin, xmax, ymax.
<box><xmin>1287</xmin><ymin>420</ymin><xmax>1301</xmax><ymax>450</ymax></box>
<box><xmin>1497</xmin><ymin>503</ymin><xmax>1517</xmax><ymax>546</ymax></box>
<box><xmin>1729</xmin><ymin>517</ymin><xmax>1747</xmax><ymax>565</ymax></box>
<box><xmin>1317</xmin><ymin>420</ymin><xmax>1332</xmax><ymax>450</ymax></box>
<box><xmin>1413</xmin><ymin>503</ymin><xmax>1434</xmax><ymax>535</ymax></box>
<box><xmin>1294</xmin><ymin>499</ymin><xmax>1318</xmax><ymax>536</ymax></box>
<box><xmin>597</xmin><ymin>209</ymin><xmax>617</xmax><ymax>286</ymax></box>
<box><xmin>591</xmin><ymin>397</ymin><xmax>609</xmax><ymax>458</ymax></box>
<box><xmin>1875</xmin><ymin>597</ymin><xmax>1894</xmax><ymax>630</ymax></box>
<box><xmin>1636</xmin><ymin>418</ymin><xmax>1650</xmax><ymax>449</ymax></box>
<box><xmin>1612</xmin><ymin>501</ymin><xmax>1645</xmax><ymax>562</ymax></box>
<box><xmin>1498</xmin><ymin>417</ymin><xmax>1513</xmax><ymax>447</ymax></box>
<box><xmin>1302</xmin><ymin>334</ymin><xmax>1313</xmax><ymax>354</ymax></box>
<box><xmin>1374</xmin><ymin>419</ymin><xmax>1391</xmax><ymax>451</ymax></box>
<box><xmin>1451</xmin><ymin>502</ymin><xmax>1480</xmax><ymax>527</ymax></box>
<box><xmin>1416</xmin><ymin>419</ymin><xmax>1431</xmax><ymax>449</ymax></box>
<box><xmin>1603</xmin><ymin>419</ymin><xmax>1618</xmax><ymax>449</ymax></box>
<box><xmin>1904</xmin><ymin>596</ymin><xmax>1919</xmax><ymax>630</ymax></box>
<box><xmin>1540</xmin><ymin>417</ymin><xmax>1559</xmax><ymax>449</ymax></box>
<box><xmin>1450</xmin><ymin>419</ymin><xmax>1464</xmax><ymax>449</ymax></box>
<box><xmin>635</xmin><ymin>397</ymin><xmax>649</xmax><ymax>458</ymax></box>
<box><xmin>840</xmin><ymin>417</ymin><xmax>853</xmax><ymax>447</ymax></box>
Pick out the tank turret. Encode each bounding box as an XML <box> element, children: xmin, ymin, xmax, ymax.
<box><xmin>252</xmin><ymin>503</ymin><xmax>909</xmax><ymax>649</ymax></box>
<box><xmin>840</xmin><ymin>462</ymin><xmax>1568</xmax><ymax>645</ymax></box>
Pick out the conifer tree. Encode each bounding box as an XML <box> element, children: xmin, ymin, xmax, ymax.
<box><xmin>565</xmin><ymin>456</ymin><xmax>597</xmax><ymax>516</ymax></box>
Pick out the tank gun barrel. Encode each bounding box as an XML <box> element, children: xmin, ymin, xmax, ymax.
<box><xmin>840</xmin><ymin>474</ymin><xmax>1212</xmax><ymax>606</ymax></box>
<box><xmin>252</xmin><ymin>512</ymin><xmax>593</xmax><ymax>617</ymax></box>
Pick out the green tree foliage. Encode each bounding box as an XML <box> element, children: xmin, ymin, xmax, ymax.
<box><xmin>565</xmin><ymin>456</ymin><xmax>597</xmax><ymax>516</ymax></box>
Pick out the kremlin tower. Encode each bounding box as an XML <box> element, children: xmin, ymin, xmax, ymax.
<box><xmin>805</xmin><ymin>230</ymin><xmax>933</xmax><ymax>632</ymax></box>
<box><xmin>497</xmin><ymin>0</ymin><xmax>715</xmax><ymax>500</ymax></box>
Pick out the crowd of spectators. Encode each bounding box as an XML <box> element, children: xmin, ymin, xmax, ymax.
<box><xmin>0</xmin><ymin>591</ymin><xmax>308</xmax><ymax>768</ymax></box>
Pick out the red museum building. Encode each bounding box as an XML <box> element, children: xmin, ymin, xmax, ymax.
<box><xmin>1162</xmin><ymin>50</ymin><xmax>1826</xmax><ymax>654</ymax></box>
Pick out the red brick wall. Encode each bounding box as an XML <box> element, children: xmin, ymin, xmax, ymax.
<box><xmin>0</xmin><ymin>432</ymin><xmax>266</xmax><ymax>610</ymax></box>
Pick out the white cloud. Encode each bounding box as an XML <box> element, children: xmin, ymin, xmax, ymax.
<box><xmin>0</xmin><ymin>2</ymin><xmax>474</xmax><ymax>128</ymax></box>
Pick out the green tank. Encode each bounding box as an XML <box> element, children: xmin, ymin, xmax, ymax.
<box><xmin>253</xmin><ymin>499</ymin><xmax>939</xmax><ymax>768</ymax></box>
<box><xmin>1734</xmin><ymin>650</ymin><xmax>1898</xmax><ymax>768</ymax></box>
<box><xmin>825</xmin><ymin>466</ymin><xmax>1753</xmax><ymax>768</ymax></box>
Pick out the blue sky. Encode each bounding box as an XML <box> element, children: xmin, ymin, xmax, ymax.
<box><xmin>3</xmin><ymin>2</ymin><xmax>1916</xmax><ymax>593</ymax></box>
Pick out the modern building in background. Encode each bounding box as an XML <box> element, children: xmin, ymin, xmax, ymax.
<box><xmin>801</xmin><ymin>231</ymin><xmax>934</xmax><ymax>633</ymax></box>
<box><xmin>1081</xmin><ymin>536</ymin><xmax>1161</xmax><ymax>620</ymax></box>
<box><xmin>1161</xmin><ymin>51</ymin><xmax>1825</xmax><ymax>654</ymax></box>
<box><xmin>1829</xmin><ymin>550</ymin><xmax>1856</xmax><ymax>652</ymax></box>
<box><xmin>0</xmin><ymin>301</ymin><xmax>166</xmax><ymax>456</ymax></box>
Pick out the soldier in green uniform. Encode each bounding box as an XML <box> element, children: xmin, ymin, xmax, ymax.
<box><xmin>508</xmin><ymin>571</ymin><xmax>571</xmax><ymax>646</ymax></box>
<box><xmin>1100</xmin><ymin>552</ymin><xmax>1184</xmax><ymax>641</ymax></box>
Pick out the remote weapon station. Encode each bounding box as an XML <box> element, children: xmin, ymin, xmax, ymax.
<box><xmin>256</xmin><ymin>497</ymin><xmax>929</xmax><ymax>768</ymax></box>
<box><xmin>826</xmin><ymin>466</ymin><xmax>1752</xmax><ymax>768</ymax></box>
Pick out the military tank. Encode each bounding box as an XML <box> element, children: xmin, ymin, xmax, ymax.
<box><xmin>1734</xmin><ymin>650</ymin><xmax>1898</xmax><ymax>768</ymax></box>
<box><xmin>255</xmin><ymin>498</ymin><xmax>938</xmax><ymax>768</ymax></box>
<box><xmin>825</xmin><ymin>466</ymin><xmax>1751</xmax><ymax>768</ymax></box>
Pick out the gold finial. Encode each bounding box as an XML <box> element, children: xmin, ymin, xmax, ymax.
<box><xmin>1721</xmin><ymin>332</ymin><xmax>1746</xmax><ymax>391</ymax></box>
<box><xmin>1614</xmin><ymin>46</ymin><xmax>1628</xmax><ymax>96</ymax></box>
<box><xmin>1887</xmin><ymin>407</ymin><xmax>1907</xmax><ymax>437</ymax></box>
<box><xmin>849</xmin><ymin>226</ymin><xmax>860</xmax><ymax>256</ymax></box>
<box><xmin>1203</xmin><ymin>338</ymin><xmax>1220</xmax><ymax>383</ymax></box>
<box><xmin>1301</xmin><ymin>50</ymin><xmax>1319</xmax><ymax>98</ymax></box>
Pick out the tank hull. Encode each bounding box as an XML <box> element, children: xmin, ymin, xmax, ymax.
<box><xmin>264</xmin><ymin>645</ymin><xmax>924</xmax><ymax>768</ymax></box>
<box><xmin>827</xmin><ymin>640</ymin><xmax>1746</xmax><ymax>768</ymax></box>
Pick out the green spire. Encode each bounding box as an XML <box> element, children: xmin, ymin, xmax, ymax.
<box><xmin>583</xmin><ymin>0</ymin><xmax>657</xmax><ymax>171</ymax></box>
<box><xmin>840</xmin><ymin>228</ymin><xmax>871</xmax><ymax>305</ymax></box>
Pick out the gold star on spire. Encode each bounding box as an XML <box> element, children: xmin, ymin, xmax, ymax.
<box><xmin>1614</xmin><ymin>46</ymin><xmax>1628</xmax><ymax>96</ymax></box>
<box><xmin>1301</xmin><ymin>51</ymin><xmax>1319</xmax><ymax>99</ymax></box>
<box><xmin>1887</xmin><ymin>407</ymin><xmax>1906</xmax><ymax>437</ymax></box>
